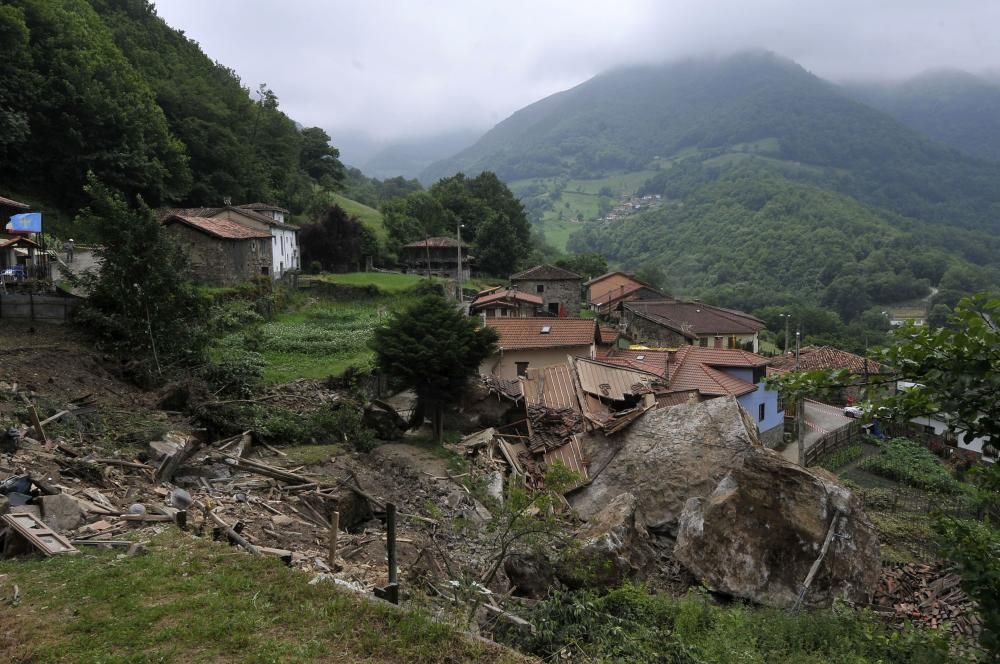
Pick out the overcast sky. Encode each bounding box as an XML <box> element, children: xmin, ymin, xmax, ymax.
<box><xmin>155</xmin><ymin>0</ymin><xmax>1000</xmax><ymax>151</ymax></box>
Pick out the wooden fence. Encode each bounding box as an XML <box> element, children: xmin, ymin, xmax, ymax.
<box><xmin>0</xmin><ymin>293</ymin><xmax>81</xmax><ymax>323</ymax></box>
<box><xmin>804</xmin><ymin>420</ymin><xmax>863</xmax><ymax>466</ymax></box>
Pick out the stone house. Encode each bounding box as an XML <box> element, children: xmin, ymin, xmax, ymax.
<box><xmin>401</xmin><ymin>237</ymin><xmax>470</xmax><ymax>280</ymax></box>
<box><xmin>161</xmin><ymin>204</ymin><xmax>300</xmax><ymax>279</ymax></box>
<box><xmin>622</xmin><ymin>299</ymin><xmax>766</xmax><ymax>352</ymax></box>
<box><xmin>509</xmin><ymin>264</ymin><xmax>583</xmax><ymax>317</ymax></box>
<box><xmin>481</xmin><ymin>318</ymin><xmax>598</xmax><ymax>380</ymax></box>
<box><xmin>161</xmin><ymin>214</ymin><xmax>271</xmax><ymax>285</ymax></box>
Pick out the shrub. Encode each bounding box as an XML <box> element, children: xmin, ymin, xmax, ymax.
<box><xmin>500</xmin><ymin>585</ymin><xmax>950</xmax><ymax>663</ymax></box>
<box><xmin>817</xmin><ymin>442</ymin><xmax>864</xmax><ymax>470</ymax></box>
<box><xmin>199</xmin><ymin>349</ymin><xmax>265</xmax><ymax>398</ymax></box>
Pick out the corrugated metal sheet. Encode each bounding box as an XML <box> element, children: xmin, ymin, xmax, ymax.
<box><xmin>521</xmin><ymin>364</ymin><xmax>578</xmax><ymax>410</ymax></box>
<box><xmin>543</xmin><ymin>435</ymin><xmax>589</xmax><ymax>481</ymax></box>
<box><xmin>575</xmin><ymin>357</ymin><xmax>660</xmax><ymax>401</ymax></box>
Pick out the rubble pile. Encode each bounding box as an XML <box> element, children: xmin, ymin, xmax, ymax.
<box><xmin>874</xmin><ymin>562</ymin><xmax>981</xmax><ymax>642</ymax></box>
<box><xmin>525</xmin><ymin>405</ymin><xmax>584</xmax><ymax>451</ymax></box>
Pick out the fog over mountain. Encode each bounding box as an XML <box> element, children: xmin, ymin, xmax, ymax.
<box><xmin>155</xmin><ymin>0</ymin><xmax>1000</xmax><ymax>152</ymax></box>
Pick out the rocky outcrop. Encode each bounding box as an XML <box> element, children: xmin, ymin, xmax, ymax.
<box><xmin>674</xmin><ymin>452</ymin><xmax>880</xmax><ymax>609</ymax></box>
<box><xmin>569</xmin><ymin>396</ymin><xmax>761</xmax><ymax>535</ymax></box>
<box><xmin>560</xmin><ymin>492</ymin><xmax>655</xmax><ymax>590</ymax></box>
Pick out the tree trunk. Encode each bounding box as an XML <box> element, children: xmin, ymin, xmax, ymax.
<box><xmin>433</xmin><ymin>406</ymin><xmax>444</xmax><ymax>443</ymax></box>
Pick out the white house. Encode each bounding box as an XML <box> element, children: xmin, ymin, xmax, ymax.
<box><xmin>236</xmin><ymin>204</ymin><xmax>299</xmax><ymax>278</ymax></box>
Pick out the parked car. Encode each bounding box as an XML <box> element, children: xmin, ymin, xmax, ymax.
<box><xmin>843</xmin><ymin>405</ymin><xmax>863</xmax><ymax>418</ymax></box>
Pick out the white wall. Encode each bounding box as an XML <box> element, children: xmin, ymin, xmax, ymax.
<box><xmin>271</xmin><ymin>227</ymin><xmax>299</xmax><ymax>278</ymax></box>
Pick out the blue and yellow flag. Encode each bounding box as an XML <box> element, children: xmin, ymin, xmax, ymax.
<box><xmin>6</xmin><ymin>212</ymin><xmax>42</xmax><ymax>233</ymax></box>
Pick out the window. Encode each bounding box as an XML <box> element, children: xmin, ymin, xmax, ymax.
<box><xmin>548</xmin><ymin>302</ymin><xmax>560</xmax><ymax>315</ymax></box>
<box><xmin>758</xmin><ymin>404</ymin><xmax>765</xmax><ymax>422</ymax></box>
<box><xmin>540</xmin><ymin>325</ymin><xmax>551</xmax><ymax>334</ymax></box>
<box><xmin>536</xmin><ymin>284</ymin><xmax>544</xmax><ymax>294</ymax></box>
<box><xmin>515</xmin><ymin>362</ymin><xmax>529</xmax><ymax>377</ymax></box>
<box><xmin>777</xmin><ymin>393</ymin><xmax>784</xmax><ymax>413</ymax></box>
<box><xmin>260</xmin><ymin>266</ymin><xmax>269</xmax><ymax>276</ymax></box>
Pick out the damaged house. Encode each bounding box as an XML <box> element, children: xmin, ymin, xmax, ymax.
<box><xmin>509</xmin><ymin>264</ymin><xmax>583</xmax><ymax>317</ymax></box>
<box><xmin>469</xmin><ymin>287</ymin><xmax>544</xmax><ymax>318</ymax></box>
<box><xmin>602</xmin><ymin>346</ymin><xmax>785</xmax><ymax>446</ymax></box>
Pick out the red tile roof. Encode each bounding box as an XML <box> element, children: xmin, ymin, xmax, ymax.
<box><xmin>510</xmin><ymin>264</ymin><xmax>582</xmax><ymax>281</ymax></box>
<box><xmin>769</xmin><ymin>345</ymin><xmax>886</xmax><ymax>374</ymax></box>
<box><xmin>487</xmin><ymin>318</ymin><xmax>597</xmax><ymax>350</ymax></box>
<box><xmin>162</xmin><ymin>215</ymin><xmax>270</xmax><ymax>240</ymax></box>
<box><xmin>664</xmin><ymin>346</ymin><xmax>760</xmax><ymax>397</ymax></box>
<box><xmin>0</xmin><ymin>235</ymin><xmax>39</xmax><ymax>249</ymax></box>
<box><xmin>586</xmin><ymin>271</ymin><xmax>656</xmax><ymax>307</ymax></box>
<box><xmin>0</xmin><ymin>195</ymin><xmax>30</xmax><ymax>210</ymax></box>
<box><xmin>625</xmin><ymin>300</ymin><xmax>765</xmax><ymax>335</ymax></box>
<box><xmin>602</xmin><ymin>348</ymin><xmax>671</xmax><ymax>377</ymax></box>
<box><xmin>471</xmin><ymin>289</ymin><xmax>544</xmax><ymax>309</ymax></box>
<box><xmin>598</xmin><ymin>326</ymin><xmax>620</xmax><ymax>344</ymax></box>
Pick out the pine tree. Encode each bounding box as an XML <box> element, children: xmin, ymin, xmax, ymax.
<box><xmin>372</xmin><ymin>293</ymin><xmax>497</xmax><ymax>441</ymax></box>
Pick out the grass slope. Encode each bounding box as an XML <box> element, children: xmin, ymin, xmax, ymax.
<box><xmin>0</xmin><ymin>532</ymin><xmax>523</xmax><ymax>663</ymax></box>
<box><xmin>329</xmin><ymin>192</ymin><xmax>387</xmax><ymax>242</ymax></box>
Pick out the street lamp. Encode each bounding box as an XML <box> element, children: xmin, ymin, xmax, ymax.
<box><xmin>778</xmin><ymin>313</ymin><xmax>791</xmax><ymax>354</ymax></box>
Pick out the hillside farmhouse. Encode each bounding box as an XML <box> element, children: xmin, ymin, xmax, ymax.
<box><xmin>161</xmin><ymin>214</ymin><xmax>271</xmax><ymax>285</ymax></box>
<box><xmin>160</xmin><ymin>204</ymin><xmax>300</xmax><ymax>279</ymax></box>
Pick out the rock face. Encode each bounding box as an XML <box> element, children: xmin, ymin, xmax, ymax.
<box><xmin>569</xmin><ymin>396</ymin><xmax>761</xmax><ymax>535</ymax></box>
<box><xmin>674</xmin><ymin>452</ymin><xmax>880</xmax><ymax>609</ymax></box>
<box><xmin>560</xmin><ymin>492</ymin><xmax>655</xmax><ymax>590</ymax></box>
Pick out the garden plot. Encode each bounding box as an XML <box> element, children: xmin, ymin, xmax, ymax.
<box><xmin>216</xmin><ymin>299</ymin><xmax>397</xmax><ymax>384</ymax></box>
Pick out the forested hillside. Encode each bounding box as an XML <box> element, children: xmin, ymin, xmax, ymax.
<box><xmin>569</xmin><ymin>164</ymin><xmax>999</xmax><ymax>317</ymax></box>
<box><xmin>0</xmin><ymin>0</ymin><xmax>343</xmax><ymax>226</ymax></box>
<box><xmin>844</xmin><ymin>70</ymin><xmax>1000</xmax><ymax>163</ymax></box>
<box><xmin>425</xmin><ymin>52</ymin><xmax>1000</xmax><ymax>235</ymax></box>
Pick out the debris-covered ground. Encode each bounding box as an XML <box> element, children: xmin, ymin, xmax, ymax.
<box><xmin>0</xmin><ymin>322</ymin><xmax>987</xmax><ymax>661</ymax></box>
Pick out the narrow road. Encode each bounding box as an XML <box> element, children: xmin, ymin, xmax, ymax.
<box><xmin>779</xmin><ymin>400</ymin><xmax>853</xmax><ymax>465</ymax></box>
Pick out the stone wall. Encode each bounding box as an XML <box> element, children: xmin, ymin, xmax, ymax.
<box><xmin>166</xmin><ymin>224</ymin><xmax>270</xmax><ymax>285</ymax></box>
<box><xmin>622</xmin><ymin>309</ymin><xmax>690</xmax><ymax>347</ymax></box>
<box><xmin>510</xmin><ymin>278</ymin><xmax>581</xmax><ymax>317</ymax></box>
<box><xmin>0</xmin><ymin>293</ymin><xmax>81</xmax><ymax>324</ymax></box>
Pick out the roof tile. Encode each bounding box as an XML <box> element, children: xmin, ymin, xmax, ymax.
<box><xmin>510</xmin><ymin>264</ymin><xmax>582</xmax><ymax>281</ymax></box>
<box><xmin>162</xmin><ymin>215</ymin><xmax>271</xmax><ymax>240</ymax></box>
<box><xmin>486</xmin><ymin>318</ymin><xmax>597</xmax><ymax>350</ymax></box>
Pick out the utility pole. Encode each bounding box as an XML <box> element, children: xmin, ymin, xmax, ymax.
<box><xmin>783</xmin><ymin>314</ymin><xmax>790</xmax><ymax>355</ymax></box>
<box><xmin>456</xmin><ymin>221</ymin><xmax>464</xmax><ymax>301</ymax></box>
<box><xmin>424</xmin><ymin>232</ymin><xmax>430</xmax><ymax>279</ymax></box>
<box><xmin>795</xmin><ymin>325</ymin><xmax>801</xmax><ymax>369</ymax></box>
<box><xmin>795</xmin><ymin>324</ymin><xmax>803</xmax><ymax>465</ymax></box>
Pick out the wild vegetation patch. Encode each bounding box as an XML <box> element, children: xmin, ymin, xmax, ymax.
<box><xmin>861</xmin><ymin>437</ymin><xmax>962</xmax><ymax>494</ymax></box>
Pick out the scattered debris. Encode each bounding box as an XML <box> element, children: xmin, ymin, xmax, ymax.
<box><xmin>874</xmin><ymin>562</ymin><xmax>980</xmax><ymax>643</ymax></box>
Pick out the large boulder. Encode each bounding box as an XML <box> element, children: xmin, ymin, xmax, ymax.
<box><xmin>674</xmin><ymin>451</ymin><xmax>880</xmax><ymax>609</ymax></box>
<box><xmin>569</xmin><ymin>396</ymin><xmax>761</xmax><ymax>535</ymax></box>
<box><xmin>559</xmin><ymin>492</ymin><xmax>655</xmax><ymax>590</ymax></box>
<box><xmin>39</xmin><ymin>493</ymin><xmax>87</xmax><ymax>532</ymax></box>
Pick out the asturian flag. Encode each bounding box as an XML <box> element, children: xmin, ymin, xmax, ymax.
<box><xmin>6</xmin><ymin>212</ymin><xmax>42</xmax><ymax>233</ymax></box>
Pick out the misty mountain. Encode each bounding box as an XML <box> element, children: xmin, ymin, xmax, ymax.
<box><xmin>843</xmin><ymin>70</ymin><xmax>1000</xmax><ymax>163</ymax></box>
<box><xmin>423</xmin><ymin>52</ymin><xmax>1000</xmax><ymax>234</ymax></box>
<box><xmin>362</xmin><ymin>129</ymin><xmax>482</xmax><ymax>180</ymax></box>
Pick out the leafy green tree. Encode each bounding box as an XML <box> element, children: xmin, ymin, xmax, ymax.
<box><xmin>555</xmin><ymin>252</ymin><xmax>607</xmax><ymax>280</ymax></box>
<box><xmin>299</xmin><ymin>204</ymin><xmax>365</xmax><ymax>273</ymax></box>
<box><xmin>299</xmin><ymin>127</ymin><xmax>345</xmax><ymax>186</ymax></box>
<box><xmin>635</xmin><ymin>261</ymin><xmax>668</xmax><ymax>292</ymax></box>
<box><xmin>3</xmin><ymin>0</ymin><xmax>190</xmax><ymax>209</ymax></box>
<box><xmin>371</xmin><ymin>293</ymin><xmax>497</xmax><ymax>441</ymax></box>
<box><xmin>71</xmin><ymin>175</ymin><xmax>207</xmax><ymax>380</ymax></box>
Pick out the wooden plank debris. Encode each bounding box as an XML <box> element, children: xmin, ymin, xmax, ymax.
<box><xmin>2</xmin><ymin>512</ymin><xmax>78</xmax><ymax>556</ymax></box>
